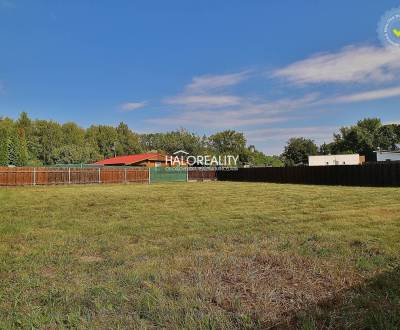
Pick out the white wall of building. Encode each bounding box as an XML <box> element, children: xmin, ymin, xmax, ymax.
<box><xmin>376</xmin><ymin>151</ymin><xmax>400</xmax><ymax>162</ymax></box>
<box><xmin>308</xmin><ymin>154</ymin><xmax>361</xmax><ymax>166</ymax></box>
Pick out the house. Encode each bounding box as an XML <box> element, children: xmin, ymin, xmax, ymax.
<box><xmin>375</xmin><ymin>150</ymin><xmax>400</xmax><ymax>162</ymax></box>
<box><xmin>94</xmin><ymin>152</ymin><xmax>169</xmax><ymax>167</ymax></box>
<box><xmin>308</xmin><ymin>154</ymin><xmax>365</xmax><ymax>166</ymax></box>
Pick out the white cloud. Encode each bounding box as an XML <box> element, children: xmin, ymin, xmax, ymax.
<box><xmin>332</xmin><ymin>86</ymin><xmax>400</xmax><ymax>103</ymax></box>
<box><xmin>245</xmin><ymin>126</ymin><xmax>337</xmax><ymax>142</ymax></box>
<box><xmin>164</xmin><ymin>94</ymin><xmax>242</xmax><ymax>108</ymax></box>
<box><xmin>154</xmin><ymin>94</ymin><xmax>319</xmax><ymax>129</ymax></box>
<box><xmin>185</xmin><ymin>70</ymin><xmax>252</xmax><ymax>94</ymax></box>
<box><xmin>120</xmin><ymin>101</ymin><xmax>147</xmax><ymax>112</ymax></box>
<box><xmin>273</xmin><ymin>45</ymin><xmax>400</xmax><ymax>84</ymax></box>
<box><xmin>148</xmin><ymin>111</ymin><xmax>288</xmax><ymax>129</ymax></box>
<box><xmin>246</xmin><ymin>93</ymin><xmax>320</xmax><ymax>115</ymax></box>
<box><xmin>164</xmin><ymin>70</ymin><xmax>253</xmax><ymax>109</ymax></box>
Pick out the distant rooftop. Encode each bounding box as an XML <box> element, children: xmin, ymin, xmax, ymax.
<box><xmin>94</xmin><ymin>152</ymin><xmax>165</xmax><ymax>166</ymax></box>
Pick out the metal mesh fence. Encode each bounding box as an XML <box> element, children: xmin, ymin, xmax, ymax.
<box><xmin>149</xmin><ymin>167</ymin><xmax>187</xmax><ymax>183</ymax></box>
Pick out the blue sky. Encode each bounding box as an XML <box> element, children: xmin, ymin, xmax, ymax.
<box><xmin>1</xmin><ymin>0</ymin><xmax>400</xmax><ymax>154</ymax></box>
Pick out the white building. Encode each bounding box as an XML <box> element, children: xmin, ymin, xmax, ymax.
<box><xmin>308</xmin><ymin>154</ymin><xmax>364</xmax><ymax>166</ymax></box>
<box><xmin>375</xmin><ymin>150</ymin><xmax>400</xmax><ymax>162</ymax></box>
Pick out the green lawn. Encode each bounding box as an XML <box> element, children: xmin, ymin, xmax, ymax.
<box><xmin>0</xmin><ymin>182</ymin><xmax>399</xmax><ymax>329</ymax></box>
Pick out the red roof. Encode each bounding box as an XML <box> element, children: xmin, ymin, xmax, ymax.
<box><xmin>94</xmin><ymin>153</ymin><xmax>164</xmax><ymax>165</ymax></box>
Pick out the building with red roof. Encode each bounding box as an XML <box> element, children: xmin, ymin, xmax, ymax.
<box><xmin>94</xmin><ymin>152</ymin><xmax>169</xmax><ymax>167</ymax></box>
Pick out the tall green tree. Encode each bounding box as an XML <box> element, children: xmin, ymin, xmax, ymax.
<box><xmin>17</xmin><ymin>128</ymin><xmax>28</xmax><ymax>166</ymax></box>
<box><xmin>247</xmin><ymin>146</ymin><xmax>284</xmax><ymax>167</ymax></box>
<box><xmin>281</xmin><ymin>137</ymin><xmax>318</xmax><ymax>166</ymax></box>
<box><xmin>140</xmin><ymin>129</ymin><xmax>204</xmax><ymax>155</ymax></box>
<box><xmin>62</xmin><ymin>122</ymin><xmax>85</xmax><ymax>146</ymax></box>
<box><xmin>377</xmin><ymin>125</ymin><xmax>398</xmax><ymax>150</ymax></box>
<box><xmin>16</xmin><ymin>112</ymin><xmax>32</xmax><ymax>133</ymax></box>
<box><xmin>318</xmin><ymin>142</ymin><xmax>333</xmax><ymax>155</ymax></box>
<box><xmin>8</xmin><ymin>128</ymin><xmax>20</xmax><ymax>166</ymax></box>
<box><xmin>50</xmin><ymin>144</ymin><xmax>102</xmax><ymax>164</ymax></box>
<box><xmin>0</xmin><ymin>127</ymin><xmax>9</xmax><ymax>166</ymax></box>
<box><xmin>208</xmin><ymin>130</ymin><xmax>248</xmax><ymax>162</ymax></box>
<box><xmin>30</xmin><ymin>120</ymin><xmax>64</xmax><ymax>164</ymax></box>
<box><xmin>116</xmin><ymin>122</ymin><xmax>142</xmax><ymax>155</ymax></box>
<box><xmin>85</xmin><ymin>125</ymin><xmax>118</xmax><ymax>158</ymax></box>
<box><xmin>329</xmin><ymin>118</ymin><xmax>400</xmax><ymax>160</ymax></box>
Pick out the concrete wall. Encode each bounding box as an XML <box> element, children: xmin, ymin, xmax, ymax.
<box><xmin>308</xmin><ymin>154</ymin><xmax>361</xmax><ymax>166</ymax></box>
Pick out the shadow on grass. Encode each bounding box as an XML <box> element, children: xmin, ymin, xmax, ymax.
<box><xmin>285</xmin><ymin>266</ymin><xmax>400</xmax><ymax>330</ymax></box>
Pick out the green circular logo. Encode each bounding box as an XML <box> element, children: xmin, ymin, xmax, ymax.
<box><xmin>378</xmin><ymin>8</ymin><xmax>400</xmax><ymax>47</ymax></box>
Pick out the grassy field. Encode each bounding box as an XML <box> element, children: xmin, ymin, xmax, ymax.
<box><xmin>0</xmin><ymin>182</ymin><xmax>399</xmax><ymax>329</ymax></box>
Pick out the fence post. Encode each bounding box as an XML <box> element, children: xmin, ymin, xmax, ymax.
<box><xmin>148</xmin><ymin>168</ymin><xmax>151</xmax><ymax>184</ymax></box>
<box><xmin>186</xmin><ymin>167</ymin><xmax>189</xmax><ymax>182</ymax></box>
<box><xmin>68</xmin><ymin>167</ymin><xmax>71</xmax><ymax>184</ymax></box>
<box><xmin>33</xmin><ymin>167</ymin><xmax>36</xmax><ymax>186</ymax></box>
<box><xmin>98</xmin><ymin>167</ymin><xmax>101</xmax><ymax>184</ymax></box>
<box><xmin>124</xmin><ymin>168</ymin><xmax>127</xmax><ymax>184</ymax></box>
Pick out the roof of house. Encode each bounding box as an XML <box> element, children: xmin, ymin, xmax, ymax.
<box><xmin>375</xmin><ymin>150</ymin><xmax>400</xmax><ymax>154</ymax></box>
<box><xmin>309</xmin><ymin>154</ymin><xmax>360</xmax><ymax>158</ymax></box>
<box><xmin>94</xmin><ymin>152</ymin><xmax>165</xmax><ymax>165</ymax></box>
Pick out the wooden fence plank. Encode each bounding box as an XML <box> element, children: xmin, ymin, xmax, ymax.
<box><xmin>0</xmin><ymin>167</ymin><xmax>149</xmax><ymax>186</ymax></box>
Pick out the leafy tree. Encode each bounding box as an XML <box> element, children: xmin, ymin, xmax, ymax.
<box><xmin>357</xmin><ymin>118</ymin><xmax>381</xmax><ymax>134</ymax></box>
<box><xmin>281</xmin><ymin>137</ymin><xmax>318</xmax><ymax>166</ymax></box>
<box><xmin>208</xmin><ymin>130</ymin><xmax>246</xmax><ymax>154</ymax></box>
<box><xmin>377</xmin><ymin>125</ymin><xmax>398</xmax><ymax>150</ymax></box>
<box><xmin>140</xmin><ymin>129</ymin><xmax>204</xmax><ymax>155</ymax></box>
<box><xmin>329</xmin><ymin>118</ymin><xmax>400</xmax><ymax>160</ymax></box>
<box><xmin>208</xmin><ymin>130</ymin><xmax>248</xmax><ymax>162</ymax></box>
<box><xmin>17</xmin><ymin>128</ymin><xmax>28</xmax><ymax>166</ymax></box>
<box><xmin>50</xmin><ymin>144</ymin><xmax>102</xmax><ymax>164</ymax></box>
<box><xmin>116</xmin><ymin>122</ymin><xmax>142</xmax><ymax>155</ymax></box>
<box><xmin>8</xmin><ymin>128</ymin><xmax>20</xmax><ymax>166</ymax></box>
<box><xmin>29</xmin><ymin>120</ymin><xmax>64</xmax><ymax>164</ymax></box>
<box><xmin>0</xmin><ymin>127</ymin><xmax>9</xmax><ymax>166</ymax></box>
<box><xmin>86</xmin><ymin>125</ymin><xmax>118</xmax><ymax>159</ymax></box>
<box><xmin>62</xmin><ymin>122</ymin><xmax>85</xmax><ymax>146</ymax></box>
<box><xmin>248</xmin><ymin>147</ymin><xmax>283</xmax><ymax>167</ymax></box>
<box><xmin>394</xmin><ymin>125</ymin><xmax>400</xmax><ymax>143</ymax></box>
<box><xmin>319</xmin><ymin>142</ymin><xmax>333</xmax><ymax>155</ymax></box>
<box><xmin>16</xmin><ymin>112</ymin><xmax>32</xmax><ymax>133</ymax></box>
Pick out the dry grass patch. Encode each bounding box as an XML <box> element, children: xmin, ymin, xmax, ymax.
<box><xmin>79</xmin><ymin>256</ymin><xmax>104</xmax><ymax>263</ymax></box>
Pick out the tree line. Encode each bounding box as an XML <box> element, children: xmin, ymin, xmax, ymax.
<box><xmin>0</xmin><ymin>112</ymin><xmax>282</xmax><ymax>167</ymax></box>
<box><xmin>1</xmin><ymin>114</ymin><xmax>397</xmax><ymax>167</ymax></box>
<box><xmin>281</xmin><ymin>118</ymin><xmax>400</xmax><ymax>166</ymax></box>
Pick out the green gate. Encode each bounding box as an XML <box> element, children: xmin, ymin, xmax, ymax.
<box><xmin>149</xmin><ymin>167</ymin><xmax>187</xmax><ymax>183</ymax></box>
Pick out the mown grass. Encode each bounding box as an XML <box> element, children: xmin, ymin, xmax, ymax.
<box><xmin>0</xmin><ymin>182</ymin><xmax>399</xmax><ymax>329</ymax></box>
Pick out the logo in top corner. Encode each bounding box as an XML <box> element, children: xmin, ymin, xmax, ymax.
<box><xmin>378</xmin><ymin>7</ymin><xmax>400</xmax><ymax>48</ymax></box>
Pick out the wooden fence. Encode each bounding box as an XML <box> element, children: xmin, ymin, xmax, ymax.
<box><xmin>0</xmin><ymin>167</ymin><xmax>218</xmax><ymax>186</ymax></box>
<box><xmin>0</xmin><ymin>167</ymin><xmax>149</xmax><ymax>186</ymax></box>
<box><xmin>216</xmin><ymin>163</ymin><xmax>400</xmax><ymax>187</ymax></box>
<box><xmin>188</xmin><ymin>168</ymin><xmax>217</xmax><ymax>181</ymax></box>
